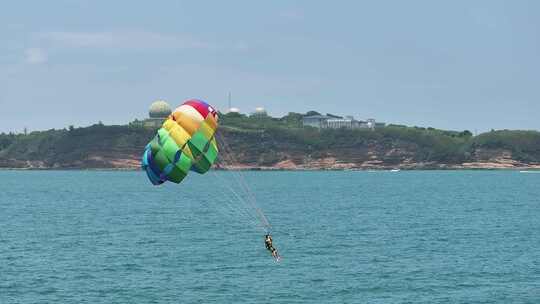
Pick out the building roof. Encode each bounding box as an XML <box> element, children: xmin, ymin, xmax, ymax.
<box><xmin>253</xmin><ymin>107</ymin><xmax>267</xmax><ymax>115</ymax></box>
<box><xmin>303</xmin><ymin>115</ymin><xmax>332</xmax><ymax>120</ymax></box>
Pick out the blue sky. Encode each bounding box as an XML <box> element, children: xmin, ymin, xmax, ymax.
<box><xmin>1</xmin><ymin>0</ymin><xmax>539</xmax><ymax>133</ymax></box>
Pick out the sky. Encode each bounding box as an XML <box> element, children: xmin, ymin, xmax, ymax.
<box><xmin>1</xmin><ymin>0</ymin><xmax>539</xmax><ymax>133</ymax></box>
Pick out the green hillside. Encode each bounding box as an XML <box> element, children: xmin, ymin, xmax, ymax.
<box><xmin>1</xmin><ymin>113</ymin><xmax>539</xmax><ymax>169</ymax></box>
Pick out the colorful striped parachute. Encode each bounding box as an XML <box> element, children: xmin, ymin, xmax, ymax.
<box><xmin>142</xmin><ymin>99</ymin><xmax>219</xmax><ymax>185</ymax></box>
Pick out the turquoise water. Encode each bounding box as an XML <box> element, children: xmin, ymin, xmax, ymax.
<box><xmin>1</xmin><ymin>170</ymin><xmax>539</xmax><ymax>303</ymax></box>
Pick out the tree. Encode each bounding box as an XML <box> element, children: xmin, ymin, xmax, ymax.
<box><xmin>460</xmin><ymin>130</ymin><xmax>473</xmax><ymax>137</ymax></box>
<box><xmin>280</xmin><ymin>112</ymin><xmax>303</xmax><ymax>127</ymax></box>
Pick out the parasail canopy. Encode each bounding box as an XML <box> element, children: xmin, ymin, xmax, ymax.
<box><xmin>142</xmin><ymin>99</ymin><xmax>219</xmax><ymax>185</ymax></box>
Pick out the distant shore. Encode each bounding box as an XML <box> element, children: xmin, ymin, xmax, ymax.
<box><xmin>2</xmin><ymin>122</ymin><xmax>540</xmax><ymax>173</ymax></box>
<box><xmin>2</xmin><ymin>162</ymin><xmax>540</xmax><ymax>171</ymax></box>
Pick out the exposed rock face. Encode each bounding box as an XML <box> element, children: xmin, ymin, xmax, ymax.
<box><xmin>213</xmin><ymin>153</ymin><xmax>540</xmax><ymax>171</ymax></box>
<box><xmin>2</xmin><ymin>145</ymin><xmax>539</xmax><ymax>170</ymax></box>
<box><xmin>5</xmin><ymin>154</ymin><xmax>536</xmax><ymax>170</ymax></box>
<box><xmin>0</xmin><ymin>154</ymin><xmax>141</xmax><ymax>170</ymax></box>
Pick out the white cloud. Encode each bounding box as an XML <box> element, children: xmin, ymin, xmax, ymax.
<box><xmin>39</xmin><ymin>31</ymin><xmax>212</xmax><ymax>50</ymax></box>
<box><xmin>232</xmin><ymin>41</ymin><xmax>250</xmax><ymax>51</ymax></box>
<box><xmin>24</xmin><ymin>48</ymin><xmax>47</xmax><ymax>64</ymax></box>
<box><xmin>279</xmin><ymin>10</ymin><xmax>304</xmax><ymax>21</ymax></box>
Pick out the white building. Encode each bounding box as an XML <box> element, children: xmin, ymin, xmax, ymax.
<box><xmin>303</xmin><ymin>115</ymin><xmax>379</xmax><ymax>130</ymax></box>
<box><xmin>130</xmin><ymin>100</ymin><xmax>172</xmax><ymax>128</ymax></box>
<box><xmin>302</xmin><ymin>115</ymin><xmax>330</xmax><ymax>128</ymax></box>
<box><xmin>326</xmin><ymin>116</ymin><xmax>361</xmax><ymax>129</ymax></box>
<box><xmin>227</xmin><ymin>107</ymin><xmax>240</xmax><ymax>114</ymax></box>
<box><xmin>145</xmin><ymin>100</ymin><xmax>172</xmax><ymax>128</ymax></box>
<box><xmin>250</xmin><ymin>107</ymin><xmax>268</xmax><ymax>117</ymax></box>
<box><xmin>366</xmin><ymin>119</ymin><xmax>376</xmax><ymax>129</ymax></box>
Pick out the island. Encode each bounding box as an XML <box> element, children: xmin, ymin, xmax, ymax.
<box><xmin>1</xmin><ymin>108</ymin><xmax>539</xmax><ymax>171</ymax></box>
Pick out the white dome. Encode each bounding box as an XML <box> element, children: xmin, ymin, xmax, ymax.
<box><xmin>228</xmin><ymin>107</ymin><xmax>240</xmax><ymax>113</ymax></box>
<box><xmin>251</xmin><ymin>107</ymin><xmax>267</xmax><ymax>117</ymax></box>
<box><xmin>149</xmin><ymin>100</ymin><xmax>172</xmax><ymax>118</ymax></box>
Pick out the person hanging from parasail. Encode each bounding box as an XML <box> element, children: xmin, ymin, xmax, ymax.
<box><xmin>265</xmin><ymin>234</ymin><xmax>280</xmax><ymax>261</ymax></box>
<box><xmin>142</xmin><ymin>98</ymin><xmax>281</xmax><ymax>261</ymax></box>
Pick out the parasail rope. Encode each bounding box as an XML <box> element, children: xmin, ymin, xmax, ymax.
<box><xmin>210</xmin><ymin>169</ymin><xmax>267</xmax><ymax>231</ymax></box>
<box><xmin>216</xmin><ymin>131</ymin><xmax>272</xmax><ymax>230</ymax></box>
<box><xmin>211</xmin><ymin>166</ymin><xmax>268</xmax><ymax>232</ymax></box>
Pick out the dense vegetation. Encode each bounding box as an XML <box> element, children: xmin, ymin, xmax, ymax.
<box><xmin>1</xmin><ymin>112</ymin><xmax>539</xmax><ymax>169</ymax></box>
<box><xmin>0</xmin><ymin>124</ymin><xmax>154</xmax><ymax>168</ymax></box>
<box><xmin>219</xmin><ymin>112</ymin><xmax>539</xmax><ymax>165</ymax></box>
<box><xmin>472</xmin><ymin>130</ymin><xmax>540</xmax><ymax>163</ymax></box>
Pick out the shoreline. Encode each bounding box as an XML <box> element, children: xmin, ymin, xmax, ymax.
<box><xmin>1</xmin><ymin>165</ymin><xmax>539</xmax><ymax>172</ymax></box>
<box><xmin>2</xmin><ymin>158</ymin><xmax>540</xmax><ymax>172</ymax></box>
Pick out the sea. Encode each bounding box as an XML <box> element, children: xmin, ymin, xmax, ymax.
<box><xmin>1</xmin><ymin>170</ymin><xmax>539</xmax><ymax>304</ymax></box>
